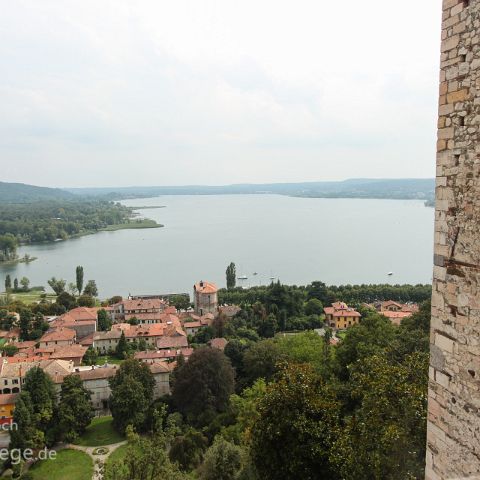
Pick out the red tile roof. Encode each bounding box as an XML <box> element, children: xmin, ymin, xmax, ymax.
<box><xmin>209</xmin><ymin>338</ymin><xmax>228</xmax><ymax>351</ymax></box>
<box><xmin>194</xmin><ymin>281</ymin><xmax>218</xmax><ymax>294</ymax></box>
<box><xmin>156</xmin><ymin>336</ymin><xmax>188</xmax><ymax>349</ymax></box>
<box><xmin>40</xmin><ymin>328</ymin><xmax>76</xmax><ymax>343</ymax></box>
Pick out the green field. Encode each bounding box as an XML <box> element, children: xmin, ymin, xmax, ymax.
<box><xmin>98</xmin><ymin>355</ymin><xmax>124</xmax><ymax>365</ymax></box>
<box><xmin>105</xmin><ymin>444</ymin><xmax>129</xmax><ymax>468</ymax></box>
<box><xmin>28</xmin><ymin>449</ymin><xmax>93</xmax><ymax>480</ymax></box>
<box><xmin>73</xmin><ymin>416</ymin><xmax>125</xmax><ymax>447</ymax></box>
<box><xmin>0</xmin><ymin>290</ymin><xmax>56</xmax><ymax>304</ymax></box>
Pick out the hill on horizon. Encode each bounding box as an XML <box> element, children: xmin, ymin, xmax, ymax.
<box><xmin>0</xmin><ymin>181</ymin><xmax>76</xmax><ymax>204</ymax></box>
<box><xmin>65</xmin><ymin>178</ymin><xmax>435</xmax><ymax>202</ymax></box>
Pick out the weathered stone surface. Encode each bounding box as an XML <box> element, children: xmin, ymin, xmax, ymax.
<box><xmin>428</xmin><ymin>1</ymin><xmax>480</xmax><ymax>479</ymax></box>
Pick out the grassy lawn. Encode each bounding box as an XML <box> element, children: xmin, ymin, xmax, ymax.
<box><xmin>73</xmin><ymin>416</ymin><xmax>125</xmax><ymax>447</ymax></box>
<box><xmin>98</xmin><ymin>355</ymin><xmax>124</xmax><ymax>365</ymax></box>
<box><xmin>28</xmin><ymin>449</ymin><xmax>93</xmax><ymax>480</ymax></box>
<box><xmin>106</xmin><ymin>444</ymin><xmax>129</xmax><ymax>468</ymax></box>
<box><xmin>0</xmin><ymin>290</ymin><xmax>56</xmax><ymax>304</ymax></box>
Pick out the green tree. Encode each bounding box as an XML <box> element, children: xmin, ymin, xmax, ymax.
<box><xmin>20</xmin><ymin>276</ymin><xmax>30</xmax><ymax>291</ymax></box>
<box><xmin>331</xmin><ymin>352</ymin><xmax>429</xmax><ymax>480</ymax></box>
<box><xmin>172</xmin><ymin>348</ymin><xmax>235</xmax><ymax>426</ymax></box>
<box><xmin>56</xmin><ymin>375</ymin><xmax>94</xmax><ymax>442</ymax></box>
<box><xmin>83</xmin><ymin>346</ymin><xmax>98</xmax><ymax>366</ymax></box>
<box><xmin>75</xmin><ymin>266</ymin><xmax>84</xmax><ymax>297</ymax></box>
<box><xmin>242</xmin><ymin>339</ymin><xmax>286</xmax><ymax>386</ymax></box>
<box><xmin>9</xmin><ymin>392</ymin><xmax>43</xmax><ymax>452</ymax></box>
<box><xmin>250</xmin><ymin>363</ymin><xmax>340</xmax><ymax>480</ymax></box>
<box><xmin>97</xmin><ymin>308</ymin><xmax>112</xmax><ymax>331</ymax></box>
<box><xmin>304</xmin><ymin>298</ymin><xmax>323</xmax><ymax>316</ymax></box>
<box><xmin>13</xmin><ymin>278</ymin><xmax>18</xmax><ymax>290</ymax></box>
<box><xmin>2</xmin><ymin>344</ymin><xmax>18</xmax><ymax>357</ymax></box>
<box><xmin>226</xmin><ymin>262</ymin><xmax>236</xmax><ymax>290</ymax></box>
<box><xmin>0</xmin><ymin>234</ymin><xmax>18</xmax><ymax>262</ymax></box>
<box><xmin>56</xmin><ymin>291</ymin><xmax>77</xmax><ymax>310</ymax></box>
<box><xmin>19</xmin><ymin>309</ymin><xmax>33</xmax><ymax>340</ymax></box>
<box><xmin>199</xmin><ymin>436</ymin><xmax>243</xmax><ymax>480</ymax></box>
<box><xmin>48</xmin><ymin>277</ymin><xmax>66</xmax><ymax>295</ymax></box>
<box><xmin>105</xmin><ymin>426</ymin><xmax>188</xmax><ymax>480</ymax></box>
<box><xmin>83</xmin><ymin>280</ymin><xmax>98</xmax><ymax>297</ymax></box>
<box><xmin>115</xmin><ymin>331</ymin><xmax>128</xmax><ymax>359</ymax></box>
<box><xmin>109</xmin><ymin>359</ymin><xmax>155</xmax><ymax>433</ymax></box>
<box><xmin>4</xmin><ymin>274</ymin><xmax>11</xmax><ymax>291</ymax></box>
<box><xmin>169</xmin><ymin>428</ymin><xmax>208</xmax><ymax>472</ymax></box>
<box><xmin>23</xmin><ymin>367</ymin><xmax>57</xmax><ymax>433</ymax></box>
<box><xmin>78</xmin><ymin>294</ymin><xmax>95</xmax><ymax>307</ymax></box>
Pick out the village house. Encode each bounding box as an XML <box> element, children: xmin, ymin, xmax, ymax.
<box><xmin>38</xmin><ymin>328</ymin><xmax>76</xmax><ymax>348</ymax></box>
<box><xmin>372</xmin><ymin>300</ymin><xmax>419</xmax><ymax>314</ymax></box>
<box><xmin>182</xmin><ymin>312</ymin><xmax>214</xmax><ymax>336</ymax></box>
<box><xmin>193</xmin><ymin>281</ymin><xmax>218</xmax><ymax>315</ymax></box>
<box><xmin>0</xmin><ymin>393</ymin><xmax>18</xmax><ymax>425</ymax></box>
<box><xmin>110</xmin><ymin>298</ymin><xmax>168</xmax><ymax>323</ymax></box>
<box><xmin>65</xmin><ymin>362</ymin><xmax>171</xmax><ymax>414</ymax></box>
<box><xmin>49</xmin><ymin>307</ymin><xmax>97</xmax><ymax>340</ymax></box>
<box><xmin>324</xmin><ymin>302</ymin><xmax>361</xmax><ymax>330</ymax></box>
<box><xmin>8</xmin><ymin>344</ymin><xmax>87</xmax><ymax>366</ymax></box>
<box><xmin>0</xmin><ymin>359</ymin><xmax>74</xmax><ymax>395</ymax></box>
<box><xmin>93</xmin><ymin>322</ymin><xmax>186</xmax><ymax>353</ymax></box>
<box><xmin>135</xmin><ymin>348</ymin><xmax>193</xmax><ymax>364</ymax></box>
<box><xmin>156</xmin><ymin>335</ymin><xmax>188</xmax><ymax>350</ymax></box>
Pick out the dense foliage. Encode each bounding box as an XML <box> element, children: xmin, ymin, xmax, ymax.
<box><xmin>219</xmin><ymin>281</ymin><xmax>431</xmax><ymax>306</ymax></box>
<box><xmin>0</xmin><ymin>199</ymin><xmax>140</xmax><ymax>244</ymax></box>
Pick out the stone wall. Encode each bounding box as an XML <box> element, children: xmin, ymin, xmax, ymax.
<box><xmin>427</xmin><ymin>0</ymin><xmax>480</xmax><ymax>478</ymax></box>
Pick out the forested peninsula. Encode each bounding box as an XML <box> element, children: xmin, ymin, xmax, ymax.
<box><xmin>0</xmin><ymin>182</ymin><xmax>161</xmax><ymax>264</ymax></box>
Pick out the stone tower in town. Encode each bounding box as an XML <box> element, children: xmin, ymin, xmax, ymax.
<box><xmin>427</xmin><ymin>0</ymin><xmax>480</xmax><ymax>478</ymax></box>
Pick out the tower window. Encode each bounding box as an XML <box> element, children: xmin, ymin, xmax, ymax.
<box><xmin>459</xmin><ymin>116</ymin><xmax>465</xmax><ymax>127</ymax></box>
<box><xmin>454</xmin><ymin>154</ymin><xmax>460</xmax><ymax>166</ymax></box>
<box><xmin>462</xmin><ymin>0</ymin><xmax>470</xmax><ymax>6</ymax></box>
<box><xmin>460</xmin><ymin>54</ymin><xmax>466</xmax><ymax>62</ymax></box>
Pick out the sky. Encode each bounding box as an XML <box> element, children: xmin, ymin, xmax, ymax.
<box><xmin>0</xmin><ymin>0</ymin><xmax>442</xmax><ymax>188</ymax></box>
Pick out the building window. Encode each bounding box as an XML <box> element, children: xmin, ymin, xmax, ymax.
<box><xmin>459</xmin><ymin>116</ymin><xmax>465</xmax><ymax>127</ymax></box>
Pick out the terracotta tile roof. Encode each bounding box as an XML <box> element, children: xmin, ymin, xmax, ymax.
<box><xmin>184</xmin><ymin>321</ymin><xmax>202</xmax><ymax>329</ymax></box>
<box><xmin>51</xmin><ymin>345</ymin><xmax>88</xmax><ymax>360</ymax></box>
<box><xmin>194</xmin><ymin>281</ymin><xmax>218</xmax><ymax>294</ymax></box>
<box><xmin>149</xmin><ymin>362</ymin><xmax>170</xmax><ymax>374</ymax></box>
<box><xmin>0</xmin><ymin>359</ymin><xmax>74</xmax><ymax>380</ymax></box>
<box><xmin>75</xmin><ymin>366</ymin><xmax>118</xmax><ymax>381</ymax></box>
<box><xmin>40</xmin><ymin>328</ymin><xmax>76</xmax><ymax>343</ymax></box>
<box><xmin>209</xmin><ymin>338</ymin><xmax>228</xmax><ymax>351</ymax></box>
<box><xmin>135</xmin><ymin>348</ymin><xmax>193</xmax><ymax>361</ymax></box>
<box><xmin>382</xmin><ymin>301</ymin><xmax>403</xmax><ymax>309</ymax></box>
<box><xmin>118</xmin><ymin>298</ymin><xmax>167</xmax><ymax>312</ymax></box>
<box><xmin>79</xmin><ymin>333</ymin><xmax>95</xmax><ymax>346</ymax></box>
<box><xmin>57</xmin><ymin>307</ymin><xmax>98</xmax><ymax>322</ymax></box>
<box><xmin>324</xmin><ymin>303</ymin><xmax>361</xmax><ymax>318</ymax></box>
<box><xmin>12</xmin><ymin>341</ymin><xmax>37</xmax><ymax>350</ymax></box>
<box><xmin>156</xmin><ymin>336</ymin><xmax>188</xmax><ymax>349</ymax></box>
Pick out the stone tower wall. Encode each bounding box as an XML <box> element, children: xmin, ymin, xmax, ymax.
<box><xmin>427</xmin><ymin>0</ymin><xmax>480</xmax><ymax>478</ymax></box>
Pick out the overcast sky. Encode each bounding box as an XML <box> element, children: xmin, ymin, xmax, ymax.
<box><xmin>1</xmin><ymin>0</ymin><xmax>442</xmax><ymax>188</ymax></box>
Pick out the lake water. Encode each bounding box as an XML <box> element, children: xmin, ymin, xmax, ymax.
<box><xmin>0</xmin><ymin>195</ymin><xmax>435</xmax><ymax>298</ymax></box>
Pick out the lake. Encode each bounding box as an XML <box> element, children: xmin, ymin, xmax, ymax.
<box><xmin>0</xmin><ymin>195</ymin><xmax>435</xmax><ymax>298</ymax></box>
